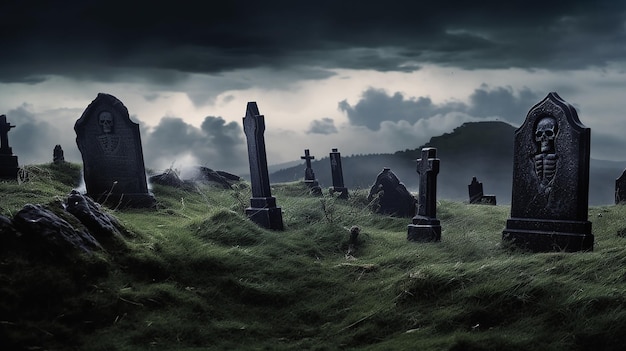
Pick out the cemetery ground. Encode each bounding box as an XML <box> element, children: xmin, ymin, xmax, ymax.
<box><xmin>3</xmin><ymin>164</ymin><xmax>626</xmax><ymax>350</ymax></box>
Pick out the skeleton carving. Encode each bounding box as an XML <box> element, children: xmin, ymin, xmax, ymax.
<box><xmin>98</xmin><ymin>111</ymin><xmax>113</xmax><ymax>133</ymax></box>
<box><xmin>533</xmin><ymin>116</ymin><xmax>558</xmax><ymax>193</ymax></box>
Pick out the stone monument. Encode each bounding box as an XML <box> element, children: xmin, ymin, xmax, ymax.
<box><xmin>0</xmin><ymin>115</ymin><xmax>19</xmax><ymax>180</ymax></box>
<box><xmin>468</xmin><ymin>176</ymin><xmax>496</xmax><ymax>205</ymax></box>
<box><xmin>407</xmin><ymin>148</ymin><xmax>441</xmax><ymax>242</ymax></box>
<box><xmin>368</xmin><ymin>167</ymin><xmax>416</xmax><ymax>217</ymax></box>
<box><xmin>53</xmin><ymin>144</ymin><xmax>65</xmax><ymax>164</ymax></box>
<box><xmin>615</xmin><ymin>170</ymin><xmax>626</xmax><ymax>204</ymax></box>
<box><xmin>301</xmin><ymin>149</ymin><xmax>322</xmax><ymax>196</ymax></box>
<box><xmin>243</xmin><ymin>102</ymin><xmax>284</xmax><ymax>230</ymax></box>
<box><xmin>74</xmin><ymin>93</ymin><xmax>156</xmax><ymax>208</ymax></box>
<box><xmin>502</xmin><ymin>92</ymin><xmax>593</xmax><ymax>252</ymax></box>
<box><xmin>329</xmin><ymin>148</ymin><xmax>348</xmax><ymax>199</ymax></box>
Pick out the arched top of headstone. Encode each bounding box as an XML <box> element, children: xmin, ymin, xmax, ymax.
<box><xmin>74</xmin><ymin>93</ymin><xmax>137</xmax><ymax>133</ymax></box>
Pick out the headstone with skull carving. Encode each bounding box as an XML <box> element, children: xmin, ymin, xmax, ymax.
<box><xmin>75</xmin><ymin>93</ymin><xmax>156</xmax><ymax>208</ymax></box>
<box><xmin>502</xmin><ymin>92</ymin><xmax>593</xmax><ymax>252</ymax></box>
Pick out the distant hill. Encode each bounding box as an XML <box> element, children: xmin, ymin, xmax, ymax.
<box><xmin>270</xmin><ymin>121</ymin><xmax>624</xmax><ymax>205</ymax></box>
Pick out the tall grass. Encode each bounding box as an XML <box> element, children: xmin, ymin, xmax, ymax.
<box><xmin>2</xmin><ymin>164</ymin><xmax>626</xmax><ymax>350</ymax></box>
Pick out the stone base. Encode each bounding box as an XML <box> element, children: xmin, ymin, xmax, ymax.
<box><xmin>89</xmin><ymin>192</ymin><xmax>157</xmax><ymax>209</ymax></box>
<box><xmin>0</xmin><ymin>155</ymin><xmax>19</xmax><ymax>180</ymax></box>
<box><xmin>330</xmin><ymin>186</ymin><xmax>349</xmax><ymax>199</ymax></box>
<box><xmin>470</xmin><ymin>195</ymin><xmax>497</xmax><ymax>205</ymax></box>
<box><xmin>246</xmin><ymin>197</ymin><xmax>284</xmax><ymax>230</ymax></box>
<box><xmin>304</xmin><ymin>180</ymin><xmax>322</xmax><ymax>196</ymax></box>
<box><xmin>502</xmin><ymin>218</ymin><xmax>593</xmax><ymax>252</ymax></box>
<box><xmin>407</xmin><ymin>217</ymin><xmax>441</xmax><ymax>242</ymax></box>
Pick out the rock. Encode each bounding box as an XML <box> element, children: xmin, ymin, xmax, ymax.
<box><xmin>65</xmin><ymin>190</ymin><xmax>125</xmax><ymax>241</ymax></box>
<box><xmin>194</xmin><ymin>166</ymin><xmax>239</xmax><ymax>189</ymax></box>
<box><xmin>149</xmin><ymin>169</ymin><xmax>186</xmax><ymax>188</ymax></box>
<box><xmin>13</xmin><ymin>204</ymin><xmax>102</xmax><ymax>256</ymax></box>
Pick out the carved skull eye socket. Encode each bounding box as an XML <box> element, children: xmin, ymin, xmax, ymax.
<box><xmin>535</xmin><ymin>130</ymin><xmax>554</xmax><ymax>138</ymax></box>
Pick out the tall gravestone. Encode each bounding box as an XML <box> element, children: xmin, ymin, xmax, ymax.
<box><xmin>75</xmin><ymin>93</ymin><xmax>156</xmax><ymax>208</ymax></box>
<box><xmin>53</xmin><ymin>144</ymin><xmax>65</xmax><ymax>164</ymax></box>
<box><xmin>468</xmin><ymin>176</ymin><xmax>496</xmax><ymax>205</ymax></box>
<box><xmin>503</xmin><ymin>92</ymin><xmax>593</xmax><ymax>252</ymax></box>
<box><xmin>0</xmin><ymin>115</ymin><xmax>19</xmax><ymax>180</ymax></box>
<box><xmin>368</xmin><ymin>167</ymin><xmax>416</xmax><ymax>217</ymax></box>
<box><xmin>329</xmin><ymin>148</ymin><xmax>348</xmax><ymax>199</ymax></box>
<box><xmin>301</xmin><ymin>149</ymin><xmax>322</xmax><ymax>196</ymax></box>
<box><xmin>407</xmin><ymin>148</ymin><xmax>441</xmax><ymax>242</ymax></box>
<box><xmin>615</xmin><ymin>170</ymin><xmax>626</xmax><ymax>204</ymax></box>
<box><xmin>243</xmin><ymin>102</ymin><xmax>284</xmax><ymax>230</ymax></box>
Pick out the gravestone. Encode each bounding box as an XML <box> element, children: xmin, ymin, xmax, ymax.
<box><xmin>368</xmin><ymin>167</ymin><xmax>416</xmax><ymax>217</ymax></box>
<box><xmin>301</xmin><ymin>149</ymin><xmax>322</xmax><ymax>195</ymax></box>
<box><xmin>74</xmin><ymin>93</ymin><xmax>156</xmax><ymax>208</ymax></box>
<box><xmin>243</xmin><ymin>102</ymin><xmax>284</xmax><ymax>230</ymax></box>
<box><xmin>615</xmin><ymin>170</ymin><xmax>626</xmax><ymax>204</ymax></box>
<box><xmin>468</xmin><ymin>176</ymin><xmax>496</xmax><ymax>205</ymax></box>
<box><xmin>502</xmin><ymin>92</ymin><xmax>593</xmax><ymax>252</ymax></box>
<box><xmin>407</xmin><ymin>148</ymin><xmax>441</xmax><ymax>242</ymax></box>
<box><xmin>53</xmin><ymin>144</ymin><xmax>65</xmax><ymax>164</ymax></box>
<box><xmin>329</xmin><ymin>148</ymin><xmax>348</xmax><ymax>199</ymax></box>
<box><xmin>0</xmin><ymin>115</ymin><xmax>19</xmax><ymax>180</ymax></box>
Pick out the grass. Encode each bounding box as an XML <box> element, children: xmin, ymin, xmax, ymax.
<box><xmin>2</xmin><ymin>163</ymin><xmax>626</xmax><ymax>350</ymax></box>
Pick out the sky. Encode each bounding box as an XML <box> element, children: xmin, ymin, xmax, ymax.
<box><xmin>1</xmin><ymin>0</ymin><xmax>626</xmax><ymax>175</ymax></box>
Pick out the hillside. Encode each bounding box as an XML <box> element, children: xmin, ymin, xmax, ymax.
<box><xmin>3</xmin><ymin>164</ymin><xmax>626</xmax><ymax>350</ymax></box>
<box><xmin>270</xmin><ymin>121</ymin><xmax>624</xmax><ymax>205</ymax></box>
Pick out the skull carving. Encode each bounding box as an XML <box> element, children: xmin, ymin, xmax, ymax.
<box><xmin>99</xmin><ymin>111</ymin><xmax>113</xmax><ymax>133</ymax></box>
<box><xmin>535</xmin><ymin>117</ymin><xmax>557</xmax><ymax>153</ymax></box>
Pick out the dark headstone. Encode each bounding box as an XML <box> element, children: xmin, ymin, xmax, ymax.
<box><xmin>368</xmin><ymin>167</ymin><xmax>416</xmax><ymax>217</ymax></box>
<box><xmin>616</xmin><ymin>170</ymin><xmax>626</xmax><ymax>204</ymax></box>
<box><xmin>243</xmin><ymin>102</ymin><xmax>283</xmax><ymax>230</ymax></box>
<box><xmin>74</xmin><ymin>93</ymin><xmax>156</xmax><ymax>208</ymax></box>
<box><xmin>407</xmin><ymin>148</ymin><xmax>441</xmax><ymax>242</ymax></box>
<box><xmin>329</xmin><ymin>148</ymin><xmax>348</xmax><ymax>199</ymax></box>
<box><xmin>301</xmin><ymin>149</ymin><xmax>322</xmax><ymax>195</ymax></box>
<box><xmin>53</xmin><ymin>144</ymin><xmax>65</xmax><ymax>164</ymax></box>
<box><xmin>0</xmin><ymin>115</ymin><xmax>19</xmax><ymax>180</ymax></box>
<box><xmin>468</xmin><ymin>176</ymin><xmax>496</xmax><ymax>205</ymax></box>
<box><xmin>502</xmin><ymin>92</ymin><xmax>593</xmax><ymax>252</ymax></box>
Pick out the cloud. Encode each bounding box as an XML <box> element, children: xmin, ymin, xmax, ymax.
<box><xmin>339</xmin><ymin>85</ymin><xmax>541</xmax><ymax>130</ymax></box>
<box><xmin>142</xmin><ymin>116</ymin><xmax>247</xmax><ymax>173</ymax></box>
<box><xmin>1</xmin><ymin>0</ymin><xmax>624</xmax><ymax>85</ymax></box>
<box><xmin>307</xmin><ymin>118</ymin><xmax>337</xmax><ymax>134</ymax></box>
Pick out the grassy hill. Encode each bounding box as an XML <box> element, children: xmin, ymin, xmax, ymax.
<box><xmin>270</xmin><ymin>121</ymin><xmax>624</xmax><ymax>205</ymax></box>
<box><xmin>2</xmin><ymin>163</ymin><xmax>626</xmax><ymax>350</ymax></box>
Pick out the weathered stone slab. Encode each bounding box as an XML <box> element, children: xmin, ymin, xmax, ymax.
<box><xmin>368</xmin><ymin>167</ymin><xmax>416</xmax><ymax>217</ymax></box>
<box><xmin>75</xmin><ymin>93</ymin><xmax>155</xmax><ymax>208</ymax></box>
<box><xmin>502</xmin><ymin>92</ymin><xmax>593</xmax><ymax>252</ymax></box>
<box><xmin>243</xmin><ymin>102</ymin><xmax>283</xmax><ymax>230</ymax></box>
<box><xmin>329</xmin><ymin>148</ymin><xmax>348</xmax><ymax>199</ymax></box>
<box><xmin>468</xmin><ymin>176</ymin><xmax>496</xmax><ymax>205</ymax></box>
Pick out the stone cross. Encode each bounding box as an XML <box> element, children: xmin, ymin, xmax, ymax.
<box><xmin>407</xmin><ymin>147</ymin><xmax>441</xmax><ymax>242</ymax></box>
<box><xmin>0</xmin><ymin>115</ymin><xmax>15</xmax><ymax>155</ymax></box>
<box><xmin>329</xmin><ymin>148</ymin><xmax>348</xmax><ymax>199</ymax></box>
<box><xmin>301</xmin><ymin>149</ymin><xmax>316</xmax><ymax>181</ymax></box>
<box><xmin>243</xmin><ymin>102</ymin><xmax>284</xmax><ymax>230</ymax></box>
<box><xmin>416</xmin><ymin>148</ymin><xmax>439</xmax><ymax>218</ymax></box>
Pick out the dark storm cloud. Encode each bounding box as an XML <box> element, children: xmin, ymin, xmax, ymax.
<box><xmin>1</xmin><ymin>0</ymin><xmax>624</xmax><ymax>83</ymax></box>
<box><xmin>339</xmin><ymin>85</ymin><xmax>540</xmax><ymax>130</ymax></box>
<box><xmin>142</xmin><ymin>116</ymin><xmax>246</xmax><ymax>172</ymax></box>
<box><xmin>307</xmin><ymin>118</ymin><xmax>338</xmax><ymax>134</ymax></box>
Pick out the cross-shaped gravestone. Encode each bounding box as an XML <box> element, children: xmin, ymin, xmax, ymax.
<box><xmin>0</xmin><ymin>115</ymin><xmax>19</xmax><ymax>180</ymax></box>
<box><xmin>243</xmin><ymin>102</ymin><xmax>284</xmax><ymax>230</ymax></box>
<box><xmin>329</xmin><ymin>148</ymin><xmax>348</xmax><ymax>199</ymax></box>
<box><xmin>407</xmin><ymin>147</ymin><xmax>441</xmax><ymax>242</ymax></box>
<box><xmin>0</xmin><ymin>115</ymin><xmax>15</xmax><ymax>155</ymax></box>
<box><xmin>301</xmin><ymin>149</ymin><xmax>322</xmax><ymax>195</ymax></box>
<box><xmin>301</xmin><ymin>149</ymin><xmax>316</xmax><ymax>181</ymax></box>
